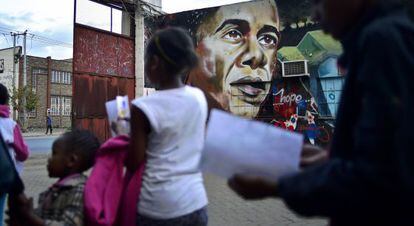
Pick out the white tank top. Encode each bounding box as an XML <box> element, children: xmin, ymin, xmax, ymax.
<box><xmin>132</xmin><ymin>86</ymin><xmax>208</xmax><ymax>219</ymax></box>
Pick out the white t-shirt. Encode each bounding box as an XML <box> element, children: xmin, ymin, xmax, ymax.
<box><xmin>132</xmin><ymin>86</ymin><xmax>208</xmax><ymax>219</ymax></box>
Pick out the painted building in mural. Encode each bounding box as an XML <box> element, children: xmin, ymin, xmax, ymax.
<box><xmin>146</xmin><ymin>0</ymin><xmax>344</xmax><ymax>147</ymax></box>
<box><xmin>278</xmin><ymin>30</ymin><xmax>344</xmax><ymax>120</ymax></box>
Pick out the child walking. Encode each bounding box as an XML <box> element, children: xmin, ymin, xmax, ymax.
<box><xmin>127</xmin><ymin>27</ymin><xmax>208</xmax><ymax>226</ymax></box>
<box><xmin>9</xmin><ymin>130</ymin><xmax>100</xmax><ymax>226</ymax></box>
<box><xmin>0</xmin><ymin>83</ymin><xmax>29</xmax><ymax>226</ymax></box>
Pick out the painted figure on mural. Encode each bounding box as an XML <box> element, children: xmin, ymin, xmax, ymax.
<box><xmin>153</xmin><ymin>0</ymin><xmax>333</xmax><ymax>146</ymax></box>
<box><xmin>159</xmin><ymin>0</ymin><xmax>279</xmax><ymax>118</ymax></box>
<box><xmin>190</xmin><ymin>0</ymin><xmax>279</xmax><ymax>118</ymax></box>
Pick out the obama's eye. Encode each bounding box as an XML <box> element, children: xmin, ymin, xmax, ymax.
<box><xmin>258</xmin><ymin>34</ymin><xmax>278</xmax><ymax>48</ymax></box>
<box><xmin>222</xmin><ymin>29</ymin><xmax>243</xmax><ymax>43</ymax></box>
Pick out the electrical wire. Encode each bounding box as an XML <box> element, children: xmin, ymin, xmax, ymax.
<box><xmin>2</xmin><ymin>33</ymin><xmax>10</xmax><ymax>46</ymax></box>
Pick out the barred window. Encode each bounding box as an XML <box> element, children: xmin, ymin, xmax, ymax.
<box><xmin>50</xmin><ymin>96</ymin><xmax>60</xmax><ymax>116</ymax></box>
<box><xmin>51</xmin><ymin>70</ymin><xmax>72</xmax><ymax>84</ymax></box>
<box><xmin>62</xmin><ymin>97</ymin><xmax>72</xmax><ymax>116</ymax></box>
<box><xmin>51</xmin><ymin>96</ymin><xmax>71</xmax><ymax>116</ymax></box>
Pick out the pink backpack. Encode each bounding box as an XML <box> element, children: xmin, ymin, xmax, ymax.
<box><xmin>84</xmin><ymin>135</ymin><xmax>145</xmax><ymax>226</ymax></box>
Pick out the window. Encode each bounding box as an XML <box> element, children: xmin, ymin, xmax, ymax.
<box><xmin>50</xmin><ymin>96</ymin><xmax>60</xmax><ymax>116</ymax></box>
<box><xmin>63</xmin><ymin>72</ymin><xmax>66</xmax><ymax>84</ymax></box>
<box><xmin>32</xmin><ymin>68</ymin><xmax>47</xmax><ymax>92</ymax></box>
<box><xmin>52</xmin><ymin>71</ymin><xmax>57</xmax><ymax>83</ymax></box>
<box><xmin>62</xmin><ymin>97</ymin><xmax>72</xmax><ymax>116</ymax></box>
<box><xmin>51</xmin><ymin>70</ymin><xmax>72</xmax><ymax>84</ymax></box>
<box><xmin>51</xmin><ymin>96</ymin><xmax>72</xmax><ymax>116</ymax></box>
<box><xmin>27</xmin><ymin>109</ymin><xmax>36</xmax><ymax>118</ymax></box>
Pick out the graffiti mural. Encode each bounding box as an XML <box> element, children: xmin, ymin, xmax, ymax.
<box><xmin>146</xmin><ymin>0</ymin><xmax>343</xmax><ymax>147</ymax></box>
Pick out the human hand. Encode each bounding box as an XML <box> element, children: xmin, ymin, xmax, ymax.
<box><xmin>228</xmin><ymin>175</ymin><xmax>278</xmax><ymax>200</ymax></box>
<box><xmin>7</xmin><ymin>193</ymin><xmax>31</xmax><ymax>226</ymax></box>
<box><xmin>300</xmin><ymin>144</ymin><xmax>328</xmax><ymax>168</ymax></box>
<box><xmin>5</xmin><ymin>212</ymin><xmax>24</xmax><ymax>226</ymax></box>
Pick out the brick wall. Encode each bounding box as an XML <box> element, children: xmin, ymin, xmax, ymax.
<box><xmin>21</xmin><ymin>56</ymin><xmax>73</xmax><ymax>129</ymax></box>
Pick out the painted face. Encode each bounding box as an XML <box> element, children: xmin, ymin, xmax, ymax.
<box><xmin>47</xmin><ymin>139</ymin><xmax>69</xmax><ymax>178</ymax></box>
<box><xmin>195</xmin><ymin>0</ymin><xmax>280</xmax><ymax>118</ymax></box>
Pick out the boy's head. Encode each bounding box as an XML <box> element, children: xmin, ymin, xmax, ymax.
<box><xmin>47</xmin><ymin>130</ymin><xmax>100</xmax><ymax>178</ymax></box>
<box><xmin>0</xmin><ymin>83</ymin><xmax>9</xmax><ymax>105</ymax></box>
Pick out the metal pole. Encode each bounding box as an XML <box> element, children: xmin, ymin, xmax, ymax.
<box><xmin>12</xmin><ymin>33</ymin><xmax>17</xmax><ymax>120</ymax></box>
<box><xmin>12</xmin><ymin>33</ymin><xmax>16</xmax><ymax>90</ymax></box>
<box><xmin>110</xmin><ymin>7</ymin><xmax>113</xmax><ymax>32</ymax></box>
<box><xmin>22</xmin><ymin>30</ymin><xmax>27</xmax><ymax>130</ymax></box>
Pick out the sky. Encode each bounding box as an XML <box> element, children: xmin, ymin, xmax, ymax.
<box><xmin>0</xmin><ymin>0</ymin><xmax>251</xmax><ymax>60</ymax></box>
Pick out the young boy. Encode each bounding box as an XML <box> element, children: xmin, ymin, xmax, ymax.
<box><xmin>10</xmin><ymin>130</ymin><xmax>100</xmax><ymax>226</ymax></box>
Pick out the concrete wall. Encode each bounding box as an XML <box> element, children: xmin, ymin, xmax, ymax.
<box><xmin>0</xmin><ymin>47</ymin><xmax>21</xmax><ymax>119</ymax></box>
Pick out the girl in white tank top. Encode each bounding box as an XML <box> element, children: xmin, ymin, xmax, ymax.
<box><xmin>127</xmin><ymin>28</ymin><xmax>208</xmax><ymax>226</ymax></box>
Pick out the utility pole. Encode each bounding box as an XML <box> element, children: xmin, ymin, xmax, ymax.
<box><xmin>11</xmin><ymin>30</ymin><xmax>28</xmax><ymax>129</ymax></box>
<box><xmin>12</xmin><ymin>33</ymin><xmax>17</xmax><ymax>120</ymax></box>
<box><xmin>22</xmin><ymin>30</ymin><xmax>27</xmax><ymax>130</ymax></box>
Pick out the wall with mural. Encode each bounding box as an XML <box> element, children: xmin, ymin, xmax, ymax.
<box><xmin>146</xmin><ymin>0</ymin><xmax>344</xmax><ymax>147</ymax></box>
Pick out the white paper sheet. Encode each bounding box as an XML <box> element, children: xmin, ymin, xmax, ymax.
<box><xmin>201</xmin><ymin>110</ymin><xmax>303</xmax><ymax>182</ymax></box>
<box><xmin>105</xmin><ymin>96</ymin><xmax>130</xmax><ymax>137</ymax></box>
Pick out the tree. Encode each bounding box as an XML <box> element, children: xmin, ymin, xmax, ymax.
<box><xmin>278</xmin><ymin>0</ymin><xmax>313</xmax><ymax>29</ymax></box>
<box><xmin>10</xmin><ymin>86</ymin><xmax>39</xmax><ymax>125</ymax></box>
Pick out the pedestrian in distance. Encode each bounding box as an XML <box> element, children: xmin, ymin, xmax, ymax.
<box><xmin>45</xmin><ymin>114</ymin><xmax>52</xmax><ymax>135</ymax></box>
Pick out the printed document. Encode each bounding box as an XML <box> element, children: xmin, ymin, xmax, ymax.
<box><xmin>201</xmin><ymin>110</ymin><xmax>303</xmax><ymax>182</ymax></box>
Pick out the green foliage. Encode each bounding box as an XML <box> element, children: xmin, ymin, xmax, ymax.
<box><xmin>10</xmin><ymin>86</ymin><xmax>39</xmax><ymax>112</ymax></box>
<box><xmin>278</xmin><ymin>0</ymin><xmax>313</xmax><ymax>29</ymax></box>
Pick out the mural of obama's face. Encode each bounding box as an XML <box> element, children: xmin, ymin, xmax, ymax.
<box><xmin>194</xmin><ymin>0</ymin><xmax>280</xmax><ymax>118</ymax></box>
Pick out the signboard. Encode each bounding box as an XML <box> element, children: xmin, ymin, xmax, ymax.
<box><xmin>0</xmin><ymin>59</ymin><xmax>4</xmax><ymax>73</ymax></box>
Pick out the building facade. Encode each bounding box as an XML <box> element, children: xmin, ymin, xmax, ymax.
<box><xmin>20</xmin><ymin>56</ymin><xmax>72</xmax><ymax>128</ymax></box>
<box><xmin>0</xmin><ymin>47</ymin><xmax>21</xmax><ymax>119</ymax></box>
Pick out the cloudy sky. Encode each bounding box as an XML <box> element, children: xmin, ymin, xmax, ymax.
<box><xmin>0</xmin><ymin>0</ymin><xmax>250</xmax><ymax>60</ymax></box>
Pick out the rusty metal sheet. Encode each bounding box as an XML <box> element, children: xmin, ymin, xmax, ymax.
<box><xmin>73</xmin><ymin>24</ymin><xmax>135</xmax><ymax>78</ymax></box>
<box><xmin>73</xmin><ymin>23</ymin><xmax>135</xmax><ymax>141</ymax></box>
<box><xmin>73</xmin><ymin>118</ymin><xmax>109</xmax><ymax>143</ymax></box>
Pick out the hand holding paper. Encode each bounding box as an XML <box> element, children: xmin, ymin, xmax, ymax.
<box><xmin>201</xmin><ymin>110</ymin><xmax>304</xmax><ymax>182</ymax></box>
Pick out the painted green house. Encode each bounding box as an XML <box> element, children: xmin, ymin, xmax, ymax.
<box><xmin>278</xmin><ymin>30</ymin><xmax>345</xmax><ymax>119</ymax></box>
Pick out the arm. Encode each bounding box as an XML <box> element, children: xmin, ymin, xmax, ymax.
<box><xmin>12</xmin><ymin>124</ymin><xmax>29</xmax><ymax>162</ymax></box>
<box><xmin>126</xmin><ymin>106</ymin><xmax>150</xmax><ymax>172</ymax></box>
<box><xmin>276</xmin><ymin>30</ymin><xmax>407</xmax><ymax>217</ymax></box>
<box><xmin>230</xmin><ymin>30</ymin><xmax>408</xmax><ymax>217</ymax></box>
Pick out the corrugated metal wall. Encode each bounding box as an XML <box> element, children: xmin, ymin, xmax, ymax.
<box><xmin>73</xmin><ymin>24</ymin><xmax>135</xmax><ymax>141</ymax></box>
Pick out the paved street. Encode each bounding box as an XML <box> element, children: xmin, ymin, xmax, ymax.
<box><xmin>19</xmin><ymin>153</ymin><xmax>328</xmax><ymax>226</ymax></box>
<box><xmin>25</xmin><ymin>136</ymin><xmax>58</xmax><ymax>154</ymax></box>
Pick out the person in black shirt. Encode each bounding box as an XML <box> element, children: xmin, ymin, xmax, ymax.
<box><xmin>228</xmin><ymin>0</ymin><xmax>414</xmax><ymax>225</ymax></box>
